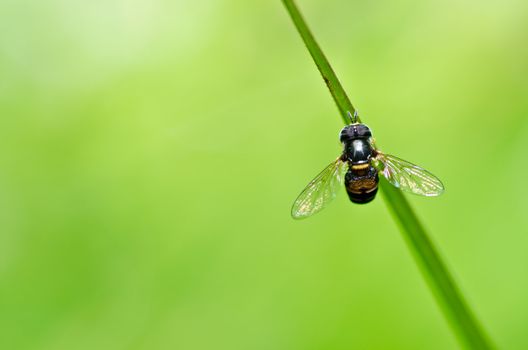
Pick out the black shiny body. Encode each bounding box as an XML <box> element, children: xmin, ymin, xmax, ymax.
<box><xmin>340</xmin><ymin>123</ymin><xmax>379</xmax><ymax>204</ymax></box>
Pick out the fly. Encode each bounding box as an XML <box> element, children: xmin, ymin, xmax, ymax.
<box><xmin>291</xmin><ymin>111</ymin><xmax>444</xmax><ymax>219</ymax></box>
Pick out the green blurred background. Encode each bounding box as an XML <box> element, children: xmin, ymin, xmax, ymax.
<box><xmin>1</xmin><ymin>0</ymin><xmax>527</xmax><ymax>349</ymax></box>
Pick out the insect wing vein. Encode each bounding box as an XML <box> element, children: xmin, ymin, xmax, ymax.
<box><xmin>291</xmin><ymin>158</ymin><xmax>346</xmax><ymax>219</ymax></box>
<box><xmin>375</xmin><ymin>153</ymin><xmax>444</xmax><ymax>196</ymax></box>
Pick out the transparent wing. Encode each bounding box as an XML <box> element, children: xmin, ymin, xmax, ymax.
<box><xmin>291</xmin><ymin>158</ymin><xmax>347</xmax><ymax>219</ymax></box>
<box><xmin>373</xmin><ymin>152</ymin><xmax>444</xmax><ymax>196</ymax></box>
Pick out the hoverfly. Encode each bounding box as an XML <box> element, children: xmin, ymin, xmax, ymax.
<box><xmin>291</xmin><ymin>111</ymin><xmax>444</xmax><ymax>219</ymax></box>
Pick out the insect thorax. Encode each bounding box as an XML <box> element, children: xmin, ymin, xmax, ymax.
<box><xmin>340</xmin><ymin>123</ymin><xmax>374</xmax><ymax>164</ymax></box>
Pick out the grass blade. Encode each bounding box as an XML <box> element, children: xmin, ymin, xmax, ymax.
<box><xmin>282</xmin><ymin>0</ymin><xmax>494</xmax><ymax>348</ymax></box>
<box><xmin>282</xmin><ymin>0</ymin><xmax>358</xmax><ymax>124</ymax></box>
<box><xmin>380</xmin><ymin>180</ymin><xmax>493</xmax><ymax>349</ymax></box>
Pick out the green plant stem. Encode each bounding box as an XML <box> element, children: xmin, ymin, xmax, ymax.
<box><xmin>381</xmin><ymin>180</ymin><xmax>493</xmax><ymax>349</ymax></box>
<box><xmin>282</xmin><ymin>0</ymin><xmax>358</xmax><ymax>124</ymax></box>
<box><xmin>282</xmin><ymin>0</ymin><xmax>494</xmax><ymax>348</ymax></box>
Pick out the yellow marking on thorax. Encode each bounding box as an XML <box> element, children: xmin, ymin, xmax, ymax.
<box><xmin>351</xmin><ymin>163</ymin><xmax>369</xmax><ymax>170</ymax></box>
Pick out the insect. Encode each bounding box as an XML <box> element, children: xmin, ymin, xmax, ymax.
<box><xmin>291</xmin><ymin>111</ymin><xmax>444</xmax><ymax>219</ymax></box>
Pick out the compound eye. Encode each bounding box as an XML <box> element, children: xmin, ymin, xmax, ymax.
<box><xmin>339</xmin><ymin>126</ymin><xmax>352</xmax><ymax>142</ymax></box>
<box><xmin>358</xmin><ymin>125</ymin><xmax>371</xmax><ymax>137</ymax></box>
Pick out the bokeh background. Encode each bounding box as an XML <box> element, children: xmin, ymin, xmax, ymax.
<box><xmin>1</xmin><ymin>0</ymin><xmax>528</xmax><ymax>349</ymax></box>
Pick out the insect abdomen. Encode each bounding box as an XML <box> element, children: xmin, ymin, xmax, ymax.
<box><xmin>345</xmin><ymin>166</ymin><xmax>379</xmax><ymax>204</ymax></box>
